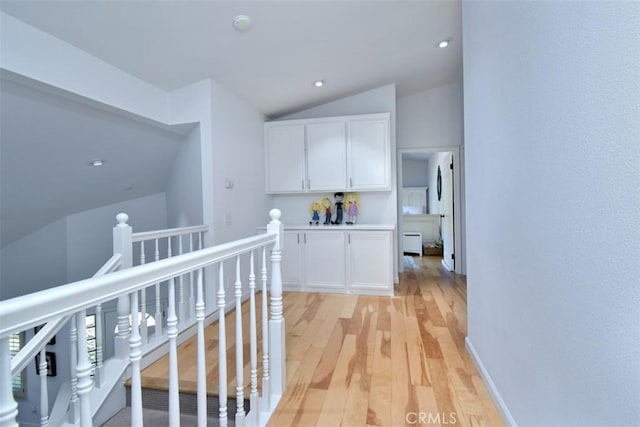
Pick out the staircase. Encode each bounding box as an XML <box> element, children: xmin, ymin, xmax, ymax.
<box><xmin>101</xmin><ymin>387</ymin><xmax>248</xmax><ymax>426</ymax></box>
<box><xmin>0</xmin><ymin>209</ymin><xmax>287</xmax><ymax>427</ymax></box>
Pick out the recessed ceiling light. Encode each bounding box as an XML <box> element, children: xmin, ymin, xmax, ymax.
<box><xmin>233</xmin><ymin>15</ymin><xmax>251</xmax><ymax>32</ymax></box>
<box><xmin>437</xmin><ymin>39</ymin><xmax>450</xmax><ymax>48</ymax></box>
<box><xmin>90</xmin><ymin>159</ymin><xmax>104</xmax><ymax>167</ymax></box>
<box><xmin>313</xmin><ymin>80</ymin><xmax>325</xmax><ymax>88</ymax></box>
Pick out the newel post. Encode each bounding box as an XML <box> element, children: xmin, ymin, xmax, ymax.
<box><xmin>114</xmin><ymin>213</ymin><xmax>133</xmax><ymax>358</ymax></box>
<box><xmin>266</xmin><ymin>208</ymin><xmax>286</xmax><ymax>399</ymax></box>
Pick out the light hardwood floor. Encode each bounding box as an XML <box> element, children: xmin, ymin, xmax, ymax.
<box><xmin>140</xmin><ymin>256</ymin><xmax>504</xmax><ymax>426</ymax></box>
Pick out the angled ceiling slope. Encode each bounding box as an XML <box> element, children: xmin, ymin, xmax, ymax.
<box><xmin>0</xmin><ymin>0</ymin><xmax>462</xmax><ymax>117</ymax></box>
<box><xmin>0</xmin><ymin>75</ymin><xmax>191</xmax><ymax>247</ymax></box>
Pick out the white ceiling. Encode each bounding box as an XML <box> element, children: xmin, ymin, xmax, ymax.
<box><xmin>0</xmin><ymin>0</ymin><xmax>462</xmax><ymax>118</ymax></box>
<box><xmin>0</xmin><ymin>1</ymin><xmax>462</xmax><ymax>247</ymax></box>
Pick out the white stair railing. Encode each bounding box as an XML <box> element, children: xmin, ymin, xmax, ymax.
<box><xmin>0</xmin><ymin>208</ymin><xmax>286</xmax><ymax>427</ymax></box>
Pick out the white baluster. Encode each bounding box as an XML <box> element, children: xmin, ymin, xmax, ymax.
<box><xmin>248</xmin><ymin>251</ymin><xmax>259</xmax><ymax>426</ymax></box>
<box><xmin>129</xmin><ymin>292</ymin><xmax>143</xmax><ymax>427</ymax></box>
<box><xmin>95</xmin><ymin>304</ymin><xmax>104</xmax><ymax>387</ymax></box>
<box><xmin>139</xmin><ymin>242</ymin><xmax>148</xmax><ymax>345</ymax></box>
<box><xmin>218</xmin><ymin>263</ymin><xmax>228</xmax><ymax>427</ymax></box>
<box><xmin>167</xmin><ymin>277</ymin><xmax>180</xmax><ymax>425</ymax></box>
<box><xmin>38</xmin><ymin>348</ymin><xmax>49</xmax><ymax>427</ymax></box>
<box><xmin>0</xmin><ymin>337</ymin><xmax>18</xmax><ymax>427</ymax></box>
<box><xmin>76</xmin><ymin>311</ymin><xmax>93</xmax><ymax>426</ymax></box>
<box><xmin>154</xmin><ymin>238</ymin><xmax>163</xmax><ymax>338</ymax></box>
<box><xmin>260</xmin><ymin>247</ymin><xmax>270</xmax><ymax>413</ymax></box>
<box><xmin>189</xmin><ymin>233</ymin><xmax>195</xmax><ymax>321</ymax></box>
<box><xmin>234</xmin><ymin>256</ymin><xmax>245</xmax><ymax>426</ymax></box>
<box><xmin>114</xmin><ymin>213</ymin><xmax>132</xmax><ymax>358</ymax></box>
<box><xmin>267</xmin><ymin>209</ymin><xmax>286</xmax><ymax>402</ymax></box>
<box><xmin>195</xmin><ymin>268</ymin><xmax>207</xmax><ymax>427</ymax></box>
<box><xmin>179</xmin><ymin>236</ymin><xmax>186</xmax><ymax>323</ymax></box>
<box><xmin>68</xmin><ymin>317</ymin><xmax>79</xmax><ymax>424</ymax></box>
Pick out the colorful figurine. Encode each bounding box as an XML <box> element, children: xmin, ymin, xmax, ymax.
<box><xmin>332</xmin><ymin>192</ymin><xmax>344</xmax><ymax>224</ymax></box>
<box><xmin>345</xmin><ymin>192</ymin><xmax>359</xmax><ymax>224</ymax></box>
<box><xmin>309</xmin><ymin>201</ymin><xmax>321</xmax><ymax>225</ymax></box>
<box><xmin>321</xmin><ymin>196</ymin><xmax>333</xmax><ymax>225</ymax></box>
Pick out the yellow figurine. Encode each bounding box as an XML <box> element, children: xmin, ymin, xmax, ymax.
<box><xmin>309</xmin><ymin>201</ymin><xmax>321</xmax><ymax>225</ymax></box>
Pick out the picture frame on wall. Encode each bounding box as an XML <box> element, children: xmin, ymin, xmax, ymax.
<box><xmin>34</xmin><ymin>325</ymin><xmax>56</xmax><ymax>345</ymax></box>
<box><xmin>35</xmin><ymin>351</ymin><xmax>57</xmax><ymax>377</ymax></box>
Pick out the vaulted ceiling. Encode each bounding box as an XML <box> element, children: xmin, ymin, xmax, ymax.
<box><xmin>0</xmin><ymin>0</ymin><xmax>462</xmax><ymax>118</ymax></box>
<box><xmin>0</xmin><ymin>1</ymin><xmax>462</xmax><ymax>247</ymax></box>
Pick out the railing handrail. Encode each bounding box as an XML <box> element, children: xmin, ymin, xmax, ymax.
<box><xmin>0</xmin><ymin>232</ymin><xmax>277</xmax><ymax>338</ymax></box>
<box><xmin>131</xmin><ymin>224</ymin><xmax>209</xmax><ymax>242</ymax></box>
<box><xmin>92</xmin><ymin>253</ymin><xmax>122</xmax><ymax>278</ymax></box>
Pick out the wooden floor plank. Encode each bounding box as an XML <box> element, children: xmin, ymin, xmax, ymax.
<box><xmin>141</xmin><ymin>256</ymin><xmax>504</xmax><ymax>427</ymax></box>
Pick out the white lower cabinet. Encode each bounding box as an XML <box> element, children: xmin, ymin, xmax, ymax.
<box><xmin>347</xmin><ymin>231</ymin><xmax>393</xmax><ymax>293</ymax></box>
<box><xmin>281</xmin><ymin>230</ymin><xmax>303</xmax><ymax>290</ymax></box>
<box><xmin>279</xmin><ymin>228</ymin><xmax>393</xmax><ymax>295</ymax></box>
<box><xmin>304</xmin><ymin>231</ymin><xmax>346</xmax><ymax>290</ymax></box>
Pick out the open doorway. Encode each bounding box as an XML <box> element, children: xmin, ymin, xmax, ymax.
<box><xmin>397</xmin><ymin>147</ymin><xmax>465</xmax><ymax>274</ymax></box>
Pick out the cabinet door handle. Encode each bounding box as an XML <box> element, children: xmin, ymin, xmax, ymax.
<box><xmin>301</xmin><ymin>179</ymin><xmax>305</xmax><ymax>190</ymax></box>
<box><xmin>304</xmin><ymin>233</ymin><xmax>307</xmax><ymax>244</ymax></box>
<box><xmin>348</xmin><ymin>234</ymin><xmax>351</xmax><ymax>244</ymax></box>
<box><xmin>297</xmin><ymin>234</ymin><xmax>300</xmax><ymax>244</ymax></box>
<box><xmin>349</xmin><ymin>177</ymin><xmax>353</xmax><ymax>188</ymax></box>
<box><xmin>308</xmin><ymin>179</ymin><xmax>310</xmax><ymax>189</ymax></box>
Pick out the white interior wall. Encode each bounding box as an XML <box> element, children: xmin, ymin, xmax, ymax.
<box><xmin>463</xmin><ymin>2</ymin><xmax>640</xmax><ymax>425</ymax></box>
<box><xmin>165</xmin><ymin>126</ymin><xmax>204</xmax><ymax>228</ymax></box>
<box><xmin>210</xmin><ymin>80</ymin><xmax>270</xmax><ymax>244</ymax></box>
<box><xmin>396</xmin><ymin>82</ymin><xmax>463</xmax><ymax>149</ymax></box>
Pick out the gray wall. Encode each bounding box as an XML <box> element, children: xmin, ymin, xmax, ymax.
<box><xmin>396</xmin><ymin>82</ymin><xmax>463</xmax><ymax>149</ymax></box>
<box><xmin>1</xmin><ymin>218</ymin><xmax>67</xmax><ymax>300</ymax></box>
<box><xmin>166</xmin><ymin>126</ymin><xmax>203</xmax><ymax>228</ymax></box>
<box><xmin>402</xmin><ymin>158</ymin><xmax>429</xmax><ymax>187</ymax></box>
<box><xmin>463</xmin><ymin>1</ymin><xmax>640</xmax><ymax>425</ymax></box>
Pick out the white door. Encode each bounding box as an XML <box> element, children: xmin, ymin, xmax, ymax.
<box><xmin>347</xmin><ymin>118</ymin><xmax>390</xmax><ymax>190</ymax></box>
<box><xmin>303</xmin><ymin>231</ymin><xmax>346</xmax><ymax>290</ymax></box>
<box><xmin>265</xmin><ymin>125</ymin><xmax>306</xmax><ymax>192</ymax></box>
<box><xmin>440</xmin><ymin>154</ymin><xmax>455</xmax><ymax>271</ymax></box>
<box><xmin>306</xmin><ymin>122</ymin><xmax>347</xmax><ymax>191</ymax></box>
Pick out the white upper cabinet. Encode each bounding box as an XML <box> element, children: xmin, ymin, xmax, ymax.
<box><xmin>265</xmin><ymin>113</ymin><xmax>390</xmax><ymax>193</ymax></box>
<box><xmin>347</xmin><ymin>117</ymin><xmax>391</xmax><ymax>191</ymax></box>
<box><xmin>265</xmin><ymin>124</ymin><xmax>306</xmax><ymax>192</ymax></box>
<box><xmin>306</xmin><ymin>122</ymin><xmax>347</xmax><ymax>191</ymax></box>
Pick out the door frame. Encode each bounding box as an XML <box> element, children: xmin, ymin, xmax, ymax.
<box><xmin>397</xmin><ymin>146</ymin><xmax>466</xmax><ymax>275</ymax></box>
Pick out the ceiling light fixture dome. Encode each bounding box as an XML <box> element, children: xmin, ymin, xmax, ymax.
<box><xmin>90</xmin><ymin>159</ymin><xmax>104</xmax><ymax>167</ymax></box>
<box><xmin>313</xmin><ymin>79</ymin><xmax>325</xmax><ymax>88</ymax></box>
<box><xmin>437</xmin><ymin>39</ymin><xmax>450</xmax><ymax>48</ymax></box>
<box><xmin>233</xmin><ymin>15</ymin><xmax>252</xmax><ymax>32</ymax></box>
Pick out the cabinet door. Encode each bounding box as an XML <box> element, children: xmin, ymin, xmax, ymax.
<box><xmin>347</xmin><ymin>231</ymin><xmax>393</xmax><ymax>294</ymax></box>
<box><xmin>303</xmin><ymin>231</ymin><xmax>346</xmax><ymax>291</ymax></box>
<box><xmin>306</xmin><ymin>122</ymin><xmax>347</xmax><ymax>191</ymax></box>
<box><xmin>347</xmin><ymin>117</ymin><xmax>390</xmax><ymax>191</ymax></box>
<box><xmin>281</xmin><ymin>231</ymin><xmax>303</xmax><ymax>290</ymax></box>
<box><xmin>265</xmin><ymin>125</ymin><xmax>306</xmax><ymax>193</ymax></box>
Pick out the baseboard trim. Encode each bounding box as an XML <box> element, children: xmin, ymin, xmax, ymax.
<box><xmin>465</xmin><ymin>336</ymin><xmax>517</xmax><ymax>426</ymax></box>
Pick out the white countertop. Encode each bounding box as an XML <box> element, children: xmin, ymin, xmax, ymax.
<box><xmin>258</xmin><ymin>224</ymin><xmax>395</xmax><ymax>231</ymax></box>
